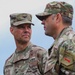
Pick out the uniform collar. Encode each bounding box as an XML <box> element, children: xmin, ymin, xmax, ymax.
<box><xmin>56</xmin><ymin>26</ymin><xmax>73</xmax><ymax>40</ymax></box>
<box><xmin>13</xmin><ymin>42</ymin><xmax>33</xmax><ymax>63</ymax></box>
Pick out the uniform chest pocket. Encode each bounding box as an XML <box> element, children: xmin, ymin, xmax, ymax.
<box><xmin>13</xmin><ymin>59</ymin><xmax>29</xmax><ymax>75</ymax></box>
<box><xmin>29</xmin><ymin>57</ymin><xmax>38</xmax><ymax>68</ymax></box>
<box><xmin>27</xmin><ymin>57</ymin><xmax>41</xmax><ymax>75</ymax></box>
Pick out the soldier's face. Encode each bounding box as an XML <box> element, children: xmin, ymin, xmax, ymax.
<box><xmin>41</xmin><ymin>14</ymin><xmax>57</xmax><ymax>37</ymax></box>
<box><xmin>10</xmin><ymin>24</ymin><xmax>32</xmax><ymax>44</ymax></box>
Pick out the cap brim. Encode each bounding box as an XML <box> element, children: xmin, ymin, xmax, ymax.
<box><xmin>36</xmin><ymin>12</ymin><xmax>52</xmax><ymax>21</ymax></box>
<box><xmin>13</xmin><ymin>21</ymin><xmax>34</xmax><ymax>26</ymax></box>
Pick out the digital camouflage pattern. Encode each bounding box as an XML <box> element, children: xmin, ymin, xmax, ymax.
<box><xmin>44</xmin><ymin>26</ymin><xmax>75</xmax><ymax>75</ymax></box>
<box><xmin>4</xmin><ymin>42</ymin><xmax>48</xmax><ymax>75</ymax></box>
<box><xmin>10</xmin><ymin>13</ymin><xmax>34</xmax><ymax>26</ymax></box>
<box><xmin>36</xmin><ymin>1</ymin><xmax>73</xmax><ymax>21</ymax></box>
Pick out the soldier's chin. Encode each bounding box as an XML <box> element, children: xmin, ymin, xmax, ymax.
<box><xmin>45</xmin><ymin>32</ymin><xmax>50</xmax><ymax>36</ymax></box>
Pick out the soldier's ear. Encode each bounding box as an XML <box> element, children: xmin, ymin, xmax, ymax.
<box><xmin>55</xmin><ymin>13</ymin><xmax>62</xmax><ymax>23</ymax></box>
<box><xmin>10</xmin><ymin>27</ymin><xmax>14</xmax><ymax>35</ymax></box>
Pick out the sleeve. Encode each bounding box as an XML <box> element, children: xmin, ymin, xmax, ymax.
<box><xmin>59</xmin><ymin>39</ymin><xmax>75</xmax><ymax>71</ymax></box>
<box><xmin>37</xmin><ymin>48</ymin><xmax>48</xmax><ymax>75</ymax></box>
<box><xmin>3</xmin><ymin>63</ymin><xmax>6</xmax><ymax>75</ymax></box>
<box><xmin>3</xmin><ymin>54</ymin><xmax>14</xmax><ymax>75</ymax></box>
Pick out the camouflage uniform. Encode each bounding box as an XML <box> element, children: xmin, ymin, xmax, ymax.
<box><xmin>44</xmin><ymin>26</ymin><xmax>75</xmax><ymax>75</ymax></box>
<box><xmin>4</xmin><ymin>42</ymin><xmax>48</xmax><ymax>75</ymax></box>
<box><xmin>36</xmin><ymin>1</ymin><xmax>75</xmax><ymax>75</ymax></box>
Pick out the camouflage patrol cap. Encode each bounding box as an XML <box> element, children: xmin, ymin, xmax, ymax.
<box><xmin>36</xmin><ymin>1</ymin><xmax>73</xmax><ymax>21</ymax></box>
<box><xmin>10</xmin><ymin>13</ymin><xmax>34</xmax><ymax>26</ymax></box>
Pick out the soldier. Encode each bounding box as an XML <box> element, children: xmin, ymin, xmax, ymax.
<box><xmin>4</xmin><ymin>13</ymin><xmax>48</xmax><ymax>75</ymax></box>
<box><xmin>36</xmin><ymin>1</ymin><xmax>75</xmax><ymax>75</ymax></box>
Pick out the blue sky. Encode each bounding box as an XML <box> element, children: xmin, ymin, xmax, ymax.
<box><xmin>0</xmin><ymin>0</ymin><xmax>75</xmax><ymax>75</ymax></box>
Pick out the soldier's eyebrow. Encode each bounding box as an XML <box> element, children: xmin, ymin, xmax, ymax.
<box><xmin>14</xmin><ymin>24</ymin><xmax>31</xmax><ymax>29</ymax></box>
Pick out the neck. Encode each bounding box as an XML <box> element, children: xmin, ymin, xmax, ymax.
<box><xmin>15</xmin><ymin>41</ymin><xmax>29</xmax><ymax>51</ymax></box>
<box><xmin>53</xmin><ymin>25</ymin><xmax>68</xmax><ymax>40</ymax></box>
